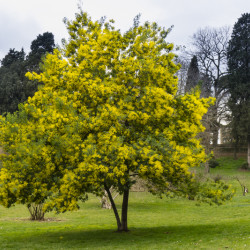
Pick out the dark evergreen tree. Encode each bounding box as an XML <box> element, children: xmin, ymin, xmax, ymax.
<box><xmin>26</xmin><ymin>32</ymin><xmax>55</xmax><ymax>72</ymax></box>
<box><xmin>24</xmin><ymin>32</ymin><xmax>55</xmax><ymax>101</ymax></box>
<box><xmin>227</xmin><ymin>13</ymin><xmax>250</xmax><ymax>166</ymax></box>
<box><xmin>185</xmin><ymin>55</ymin><xmax>200</xmax><ymax>93</ymax></box>
<box><xmin>0</xmin><ymin>32</ymin><xmax>55</xmax><ymax>114</ymax></box>
<box><xmin>0</xmin><ymin>49</ymin><xmax>26</xmax><ymax>113</ymax></box>
<box><xmin>1</xmin><ymin>48</ymin><xmax>25</xmax><ymax>67</ymax></box>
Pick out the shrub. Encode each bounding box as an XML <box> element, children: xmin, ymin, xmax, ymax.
<box><xmin>213</xmin><ymin>174</ymin><xmax>223</xmax><ymax>183</ymax></box>
<box><xmin>209</xmin><ymin>159</ymin><xmax>220</xmax><ymax>168</ymax></box>
<box><xmin>241</xmin><ymin>163</ymin><xmax>249</xmax><ymax>170</ymax></box>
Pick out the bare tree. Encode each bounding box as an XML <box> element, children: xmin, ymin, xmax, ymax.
<box><xmin>191</xmin><ymin>26</ymin><xmax>231</xmax><ymax>149</ymax></box>
<box><xmin>175</xmin><ymin>51</ymin><xmax>190</xmax><ymax>95</ymax></box>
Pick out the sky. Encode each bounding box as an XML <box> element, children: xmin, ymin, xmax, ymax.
<box><xmin>0</xmin><ymin>0</ymin><xmax>249</xmax><ymax>59</ymax></box>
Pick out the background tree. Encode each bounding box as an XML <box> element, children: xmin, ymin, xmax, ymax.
<box><xmin>185</xmin><ymin>55</ymin><xmax>200</xmax><ymax>93</ymax></box>
<box><xmin>179</xmin><ymin>54</ymin><xmax>212</xmax><ymax>173</ymax></box>
<box><xmin>191</xmin><ymin>26</ymin><xmax>231</xmax><ymax>148</ymax></box>
<box><xmin>227</xmin><ymin>13</ymin><xmax>250</xmax><ymax>167</ymax></box>
<box><xmin>1</xmin><ymin>48</ymin><xmax>25</xmax><ymax>68</ymax></box>
<box><xmin>0</xmin><ymin>32</ymin><xmax>55</xmax><ymax>114</ymax></box>
<box><xmin>24</xmin><ymin>32</ymin><xmax>56</xmax><ymax>102</ymax></box>
<box><xmin>0</xmin><ymin>11</ymin><xmax>233</xmax><ymax>231</ymax></box>
<box><xmin>0</xmin><ymin>49</ymin><xmax>26</xmax><ymax>113</ymax></box>
<box><xmin>175</xmin><ymin>48</ymin><xmax>190</xmax><ymax>95</ymax></box>
<box><xmin>26</xmin><ymin>32</ymin><xmax>55</xmax><ymax>72</ymax></box>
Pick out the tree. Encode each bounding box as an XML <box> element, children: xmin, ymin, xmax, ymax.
<box><xmin>185</xmin><ymin>55</ymin><xmax>200</xmax><ymax>93</ymax></box>
<box><xmin>23</xmin><ymin>32</ymin><xmax>56</xmax><ymax>103</ymax></box>
<box><xmin>178</xmin><ymin>54</ymin><xmax>212</xmax><ymax>173</ymax></box>
<box><xmin>0</xmin><ymin>49</ymin><xmax>26</xmax><ymax>113</ymax></box>
<box><xmin>0</xmin><ymin>33</ymin><xmax>55</xmax><ymax>114</ymax></box>
<box><xmin>1</xmin><ymin>48</ymin><xmax>25</xmax><ymax>68</ymax></box>
<box><xmin>26</xmin><ymin>32</ymin><xmax>55</xmax><ymax>72</ymax></box>
<box><xmin>227</xmin><ymin>13</ymin><xmax>250</xmax><ymax>167</ymax></box>
<box><xmin>176</xmin><ymin>60</ymin><xmax>188</xmax><ymax>95</ymax></box>
<box><xmin>0</xmin><ymin>11</ymin><xmax>233</xmax><ymax>230</ymax></box>
<box><xmin>191</xmin><ymin>26</ymin><xmax>231</xmax><ymax>148</ymax></box>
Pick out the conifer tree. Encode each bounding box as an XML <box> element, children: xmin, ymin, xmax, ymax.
<box><xmin>0</xmin><ymin>48</ymin><xmax>26</xmax><ymax>113</ymax></box>
<box><xmin>185</xmin><ymin>55</ymin><xmax>200</xmax><ymax>93</ymax></box>
<box><xmin>227</xmin><ymin>13</ymin><xmax>250</xmax><ymax>166</ymax></box>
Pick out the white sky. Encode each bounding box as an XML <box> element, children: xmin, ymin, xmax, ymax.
<box><xmin>0</xmin><ymin>0</ymin><xmax>249</xmax><ymax>59</ymax></box>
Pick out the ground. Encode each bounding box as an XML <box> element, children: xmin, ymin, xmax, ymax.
<box><xmin>0</xmin><ymin>157</ymin><xmax>249</xmax><ymax>249</ymax></box>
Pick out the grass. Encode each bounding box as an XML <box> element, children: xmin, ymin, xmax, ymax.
<box><xmin>0</xmin><ymin>157</ymin><xmax>250</xmax><ymax>249</ymax></box>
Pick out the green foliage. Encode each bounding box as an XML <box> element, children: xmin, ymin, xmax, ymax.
<box><xmin>241</xmin><ymin>163</ymin><xmax>249</xmax><ymax>170</ymax></box>
<box><xmin>227</xmin><ymin>13</ymin><xmax>250</xmax><ymax>151</ymax></box>
<box><xmin>27</xmin><ymin>32</ymin><xmax>55</xmax><ymax>72</ymax></box>
<box><xmin>227</xmin><ymin>13</ymin><xmax>250</xmax><ymax>91</ymax></box>
<box><xmin>185</xmin><ymin>55</ymin><xmax>200</xmax><ymax>93</ymax></box>
<box><xmin>0</xmin><ymin>32</ymin><xmax>55</xmax><ymax>114</ymax></box>
<box><xmin>208</xmin><ymin>158</ymin><xmax>220</xmax><ymax>168</ymax></box>
<box><xmin>0</xmin><ymin>48</ymin><xmax>26</xmax><ymax>113</ymax></box>
<box><xmin>213</xmin><ymin>174</ymin><xmax>223</xmax><ymax>182</ymax></box>
<box><xmin>1</xmin><ymin>48</ymin><xmax>25</xmax><ymax>68</ymax></box>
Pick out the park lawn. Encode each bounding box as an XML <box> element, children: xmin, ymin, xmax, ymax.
<box><xmin>0</xmin><ymin>157</ymin><xmax>249</xmax><ymax>249</ymax></box>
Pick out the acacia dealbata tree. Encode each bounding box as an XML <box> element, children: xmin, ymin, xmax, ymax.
<box><xmin>0</xmin><ymin>11</ymin><xmax>233</xmax><ymax>231</ymax></box>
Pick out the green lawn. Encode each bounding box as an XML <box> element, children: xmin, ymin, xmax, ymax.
<box><xmin>0</xmin><ymin>157</ymin><xmax>250</xmax><ymax>249</ymax></box>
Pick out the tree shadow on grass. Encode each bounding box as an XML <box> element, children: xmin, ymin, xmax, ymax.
<box><xmin>2</xmin><ymin>222</ymin><xmax>249</xmax><ymax>249</ymax></box>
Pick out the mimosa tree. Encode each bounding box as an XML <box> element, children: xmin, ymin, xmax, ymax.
<box><xmin>0</xmin><ymin>11</ymin><xmax>233</xmax><ymax>231</ymax></box>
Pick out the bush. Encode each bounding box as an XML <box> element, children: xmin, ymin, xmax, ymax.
<box><xmin>213</xmin><ymin>174</ymin><xmax>223</xmax><ymax>183</ymax></box>
<box><xmin>241</xmin><ymin>163</ymin><xmax>249</xmax><ymax>170</ymax></box>
<box><xmin>209</xmin><ymin>158</ymin><xmax>220</xmax><ymax>168</ymax></box>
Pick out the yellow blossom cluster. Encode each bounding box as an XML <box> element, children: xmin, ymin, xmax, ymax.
<box><xmin>0</xmin><ymin>11</ymin><xmax>232</xmax><ymax>212</ymax></box>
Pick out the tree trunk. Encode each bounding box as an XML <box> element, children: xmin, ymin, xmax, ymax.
<box><xmin>203</xmin><ymin>136</ymin><xmax>210</xmax><ymax>174</ymax></box>
<box><xmin>212</xmin><ymin>125</ymin><xmax>218</xmax><ymax>150</ymax></box>
<box><xmin>212</xmin><ymin>130</ymin><xmax>218</xmax><ymax>148</ymax></box>
<box><xmin>248</xmin><ymin>133</ymin><xmax>250</xmax><ymax>169</ymax></box>
<box><xmin>100</xmin><ymin>191</ymin><xmax>112</xmax><ymax>209</ymax></box>
<box><xmin>120</xmin><ymin>188</ymin><xmax>129</xmax><ymax>232</ymax></box>
<box><xmin>27</xmin><ymin>203</ymin><xmax>45</xmax><ymax>220</ymax></box>
<box><xmin>204</xmin><ymin>161</ymin><xmax>210</xmax><ymax>174</ymax></box>
<box><xmin>234</xmin><ymin>137</ymin><xmax>239</xmax><ymax>160</ymax></box>
<box><xmin>104</xmin><ymin>183</ymin><xmax>122</xmax><ymax>230</ymax></box>
<box><xmin>104</xmin><ymin>183</ymin><xmax>130</xmax><ymax>232</ymax></box>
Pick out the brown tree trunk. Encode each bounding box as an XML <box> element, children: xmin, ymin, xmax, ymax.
<box><xmin>204</xmin><ymin>161</ymin><xmax>210</xmax><ymax>174</ymax></box>
<box><xmin>104</xmin><ymin>182</ymin><xmax>130</xmax><ymax>232</ymax></box>
<box><xmin>27</xmin><ymin>203</ymin><xmax>45</xmax><ymax>220</ymax></box>
<box><xmin>248</xmin><ymin>133</ymin><xmax>250</xmax><ymax>169</ymax></box>
<box><xmin>212</xmin><ymin>128</ymin><xmax>218</xmax><ymax>149</ymax></box>
<box><xmin>234</xmin><ymin>137</ymin><xmax>239</xmax><ymax>160</ymax></box>
<box><xmin>120</xmin><ymin>188</ymin><xmax>129</xmax><ymax>232</ymax></box>
<box><xmin>203</xmin><ymin>137</ymin><xmax>210</xmax><ymax>174</ymax></box>
<box><xmin>104</xmin><ymin>183</ymin><xmax>122</xmax><ymax>230</ymax></box>
<box><xmin>210</xmin><ymin>104</ymin><xmax>219</xmax><ymax>150</ymax></box>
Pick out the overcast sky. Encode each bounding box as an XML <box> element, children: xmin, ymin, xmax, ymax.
<box><xmin>0</xmin><ymin>0</ymin><xmax>249</xmax><ymax>59</ymax></box>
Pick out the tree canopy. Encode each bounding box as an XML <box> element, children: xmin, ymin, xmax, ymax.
<box><xmin>27</xmin><ymin>32</ymin><xmax>55</xmax><ymax>72</ymax></box>
<box><xmin>0</xmin><ymin>32</ymin><xmax>55</xmax><ymax>114</ymax></box>
<box><xmin>0</xmin><ymin>48</ymin><xmax>26</xmax><ymax>113</ymax></box>
<box><xmin>0</xmin><ymin>11</ymin><xmax>233</xmax><ymax>231</ymax></box>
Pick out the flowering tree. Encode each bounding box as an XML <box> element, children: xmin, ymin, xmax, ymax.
<box><xmin>0</xmin><ymin>11</ymin><xmax>233</xmax><ymax>231</ymax></box>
